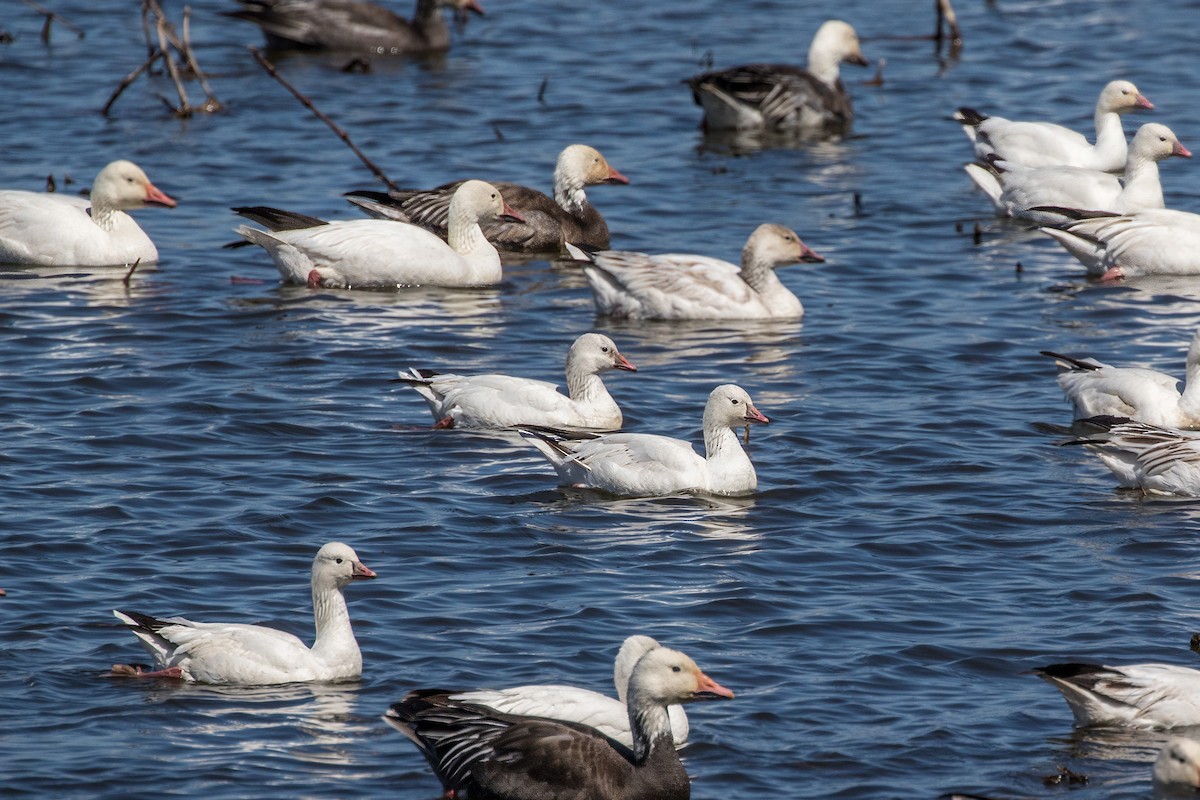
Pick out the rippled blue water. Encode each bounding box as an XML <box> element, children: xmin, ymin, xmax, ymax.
<box><xmin>5</xmin><ymin>1</ymin><xmax>1200</xmax><ymax>797</ymax></box>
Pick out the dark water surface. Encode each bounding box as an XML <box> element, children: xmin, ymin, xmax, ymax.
<box><xmin>5</xmin><ymin>1</ymin><xmax>1200</xmax><ymax>797</ymax></box>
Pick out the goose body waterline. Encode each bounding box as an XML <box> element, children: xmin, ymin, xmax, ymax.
<box><xmin>1042</xmin><ymin>330</ymin><xmax>1200</xmax><ymax>428</ymax></box>
<box><xmin>520</xmin><ymin>384</ymin><xmax>768</xmax><ymax>497</ymax></box>
<box><xmin>395</xmin><ymin>332</ymin><xmax>636</xmax><ymax>430</ymax></box>
<box><xmin>570</xmin><ymin>223</ymin><xmax>824</xmax><ymax>320</ymax></box>
<box><xmin>686</xmin><ymin>19</ymin><xmax>867</xmax><ymax>135</ymax></box>
<box><xmin>1036</xmin><ymin>662</ymin><xmax>1200</xmax><ymax>728</ymax></box>
<box><xmin>234</xmin><ymin>180</ymin><xmax>521</xmax><ymax>288</ymax></box>
<box><xmin>0</xmin><ymin>160</ymin><xmax>175</xmax><ymax>267</ymax></box>
<box><xmin>111</xmin><ymin>542</ymin><xmax>376</xmax><ymax>685</ymax></box>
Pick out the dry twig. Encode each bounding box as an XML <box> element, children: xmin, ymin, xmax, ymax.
<box><xmin>21</xmin><ymin>0</ymin><xmax>85</xmax><ymax>43</ymax></box>
<box><xmin>249</xmin><ymin>47</ymin><xmax>398</xmax><ymax>191</ymax></box>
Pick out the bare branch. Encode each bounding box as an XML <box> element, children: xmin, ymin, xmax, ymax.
<box><xmin>249</xmin><ymin>47</ymin><xmax>397</xmax><ymax>190</ymax></box>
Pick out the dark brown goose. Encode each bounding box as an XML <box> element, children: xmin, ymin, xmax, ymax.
<box><xmin>345</xmin><ymin>144</ymin><xmax>628</xmax><ymax>252</ymax></box>
<box><xmin>686</xmin><ymin>19</ymin><xmax>867</xmax><ymax>136</ymax></box>
<box><xmin>383</xmin><ymin>646</ymin><xmax>733</xmax><ymax>799</ymax></box>
<box><xmin>226</xmin><ymin>0</ymin><xmax>483</xmax><ymax>55</ymax></box>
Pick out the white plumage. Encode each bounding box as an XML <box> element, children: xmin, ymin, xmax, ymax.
<box><xmin>955</xmin><ymin>80</ymin><xmax>1153</xmax><ymax>171</ymax></box>
<box><xmin>234</xmin><ymin>180</ymin><xmax>520</xmax><ymax>288</ymax></box>
<box><xmin>395</xmin><ymin>332</ymin><xmax>637</xmax><ymax>429</ymax></box>
<box><xmin>520</xmin><ymin>384</ymin><xmax>769</xmax><ymax>497</ymax></box>
<box><xmin>1042</xmin><ymin>330</ymin><xmax>1200</xmax><ymax>428</ymax></box>
<box><xmin>111</xmin><ymin>542</ymin><xmax>376</xmax><ymax>685</ymax></box>
<box><xmin>1065</xmin><ymin>416</ymin><xmax>1200</xmax><ymax>496</ymax></box>
<box><xmin>964</xmin><ymin>122</ymin><xmax>1189</xmax><ymax>225</ymax></box>
<box><xmin>571</xmin><ymin>224</ymin><xmax>824</xmax><ymax>320</ymax></box>
<box><xmin>1155</xmin><ymin>737</ymin><xmax>1200</xmax><ymax>793</ymax></box>
<box><xmin>1036</xmin><ymin>662</ymin><xmax>1200</xmax><ymax>728</ymax></box>
<box><xmin>1041</xmin><ymin>207</ymin><xmax>1200</xmax><ymax>280</ymax></box>
<box><xmin>0</xmin><ymin>160</ymin><xmax>175</xmax><ymax>267</ymax></box>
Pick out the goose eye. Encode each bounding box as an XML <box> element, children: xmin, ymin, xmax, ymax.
<box><xmin>671</xmin><ymin>665</ymin><xmax>681</xmax><ymax>672</ymax></box>
<box><xmin>601</xmin><ymin>346</ymin><xmax>610</xmax><ymax>353</ymax></box>
<box><xmin>335</xmin><ymin>558</ymin><xmax>344</xmax><ymax>564</ymax></box>
<box><xmin>731</xmin><ymin>398</ymin><xmax>740</xmax><ymax>405</ymax></box>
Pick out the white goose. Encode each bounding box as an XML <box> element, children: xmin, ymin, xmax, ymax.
<box><xmin>234</xmin><ymin>180</ymin><xmax>521</xmax><ymax>289</ymax></box>
<box><xmin>520</xmin><ymin>384</ymin><xmax>769</xmax><ymax>497</ymax></box>
<box><xmin>965</xmin><ymin>123</ymin><xmax>1189</xmax><ymax>225</ymax></box>
<box><xmin>449</xmin><ymin>635</ymin><xmax>690</xmax><ymax>748</ymax></box>
<box><xmin>568</xmin><ymin>224</ymin><xmax>824</xmax><ymax>321</ymax></box>
<box><xmin>1035</xmin><ymin>662</ymin><xmax>1200</xmax><ymax>728</ymax></box>
<box><xmin>1155</xmin><ymin>738</ymin><xmax>1200</xmax><ymax>793</ymax></box>
<box><xmin>1040</xmin><ymin>207</ymin><xmax>1200</xmax><ymax>281</ymax></box>
<box><xmin>346</xmin><ymin>144</ymin><xmax>628</xmax><ymax>252</ymax></box>
<box><xmin>111</xmin><ymin>542</ymin><xmax>376</xmax><ymax>685</ymax></box>
<box><xmin>394</xmin><ymin>332</ymin><xmax>637</xmax><ymax>430</ymax></box>
<box><xmin>0</xmin><ymin>160</ymin><xmax>176</xmax><ymax>267</ymax></box>
<box><xmin>1041</xmin><ymin>330</ymin><xmax>1200</xmax><ymax>428</ymax></box>
<box><xmin>955</xmin><ymin>80</ymin><xmax>1153</xmax><ymax>172</ymax></box>
<box><xmin>1064</xmin><ymin>415</ymin><xmax>1200</xmax><ymax>496</ymax></box>
<box><xmin>686</xmin><ymin>19</ymin><xmax>868</xmax><ymax>135</ymax></box>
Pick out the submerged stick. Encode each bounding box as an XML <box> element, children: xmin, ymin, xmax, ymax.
<box><xmin>21</xmin><ymin>0</ymin><xmax>85</xmax><ymax>42</ymax></box>
<box><xmin>102</xmin><ymin>50</ymin><xmax>162</xmax><ymax>117</ymax></box>
<box><xmin>934</xmin><ymin>0</ymin><xmax>963</xmax><ymax>55</ymax></box>
<box><xmin>180</xmin><ymin>6</ymin><xmax>223</xmax><ymax>112</ymax></box>
<box><xmin>249</xmin><ymin>47</ymin><xmax>398</xmax><ymax>191</ymax></box>
<box><xmin>123</xmin><ymin>258</ymin><xmax>142</xmax><ymax>284</ymax></box>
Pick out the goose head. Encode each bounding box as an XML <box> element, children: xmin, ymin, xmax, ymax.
<box><xmin>312</xmin><ymin>541</ymin><xmax>377</xmax><ymax>591</ymax></box>
<box><xmin>1153</xmin><ymin>737</ymin><xmax>1200</xmax><ymax>793</ymax></box>
<box><xmin>1098</xmin><ymin>79</ymin><xmax>1153</xmax><ymax>114</ymax></box>
<box><xmin>745</xmin><ymin>223</ymin><xmax>825</xmax><ymax>269</ymax></box>
<box><xmin>446</xmin><ymin>0</ymin><xmax>485</xmax><ymax>16</ymax></box>
<box><xmin>1128</xmin><ymin>122</ymin><xmax>1191</xmax><ymax>162</ymax></box>
<box><xmin>627</xmin><ymin>646</ymin><xmax>734</xmax><ymax>707</ymax></box>
<box><xmin>558</xmin><ymin>144</ymin><xmax>629</xmax><ymax>188</ymax></box>
<box><xmin>704</xmin><ymin>384</ymin><xmax>769</xmax><ymax>430</ymax></box>
<box><xmin>91</xmin><ymin>160</ymin><xmax>176</xmax><ymax>211</ymax></box>
<box><xmin>567</xmin><ymin>332</ymin><xmax>637</xmax><ymax>375</ymax></box>
<box><xmin>809</xmin><ymin>20</ymin><xmax>868</xmax><ymax>71</ymax></box>
<box><xmin>449</xmin><ymin>179</ymin><xmax>524</xmax><ymax>224</ymax></box>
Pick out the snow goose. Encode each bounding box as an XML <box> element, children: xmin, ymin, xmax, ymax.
<box><xmin>1063</xmin><ymin>415</ymin><xmax>1200</xmax><ymax>496</ymax></box>
<box><xmin>226</xmin><ymin>0</ymin><xmax>484</xmax><ymax>55</ymax></box>
<box><xmin>345</xmin><ymin>144</ymin><xmax>628</xmax><ymax>252</ymax></box>
<box><xmin>1155</xmin><ymin>738</ymin><xmax>1200</xmax><ymax>793</ymax></box>
<box><xmin>965</xmin><ymin>123</ymin><xmax>1189</xmax><ymax>225</ymax></box>
<box><xmin>394</xmin><ymin>332</ymin><xmax>636</xmax><ymax>430</ymax></box>
<box><xmin>1041</xmin><ymin>329</ymin><xmax>1200</xmax><ymax>428</ymax></box>
<box><xmin>1039</xmin><ymin>207</ymin><xmax>1200</xmax><ymax>281</ymax></box>
<box><xmin>520</xmin><ymin>383</ymin><xmax>769</xmax><ymax>497</ymax></box>
<box><xmin>568</xmin><ymin>223</ymin><xmax>824</xmax><ymax>320</ymax></box>
<box><xmin>685</xmin><ymin>19</ymin><xmax>868</xmax><ymax>135</ymax></box>
<box><xmin>449</xmin><ymin>635</ymin><xmax>690</xmax><ymax>749</ymax></box>
<box><xmin>233</xmin><ymin>180</ymin><xmax>522</xmax><ymax>289</ymax></box>
<box><xmin>1035</xmin><ymin>662</ymin><xmax>1200</xmax><ymax>727</ymax></box>
<box><xmin>955</xmin><ymin>80</ymin><xmax>1153</xmax><ymax>172</ymax></box>
<box><xmin>111</xmin><ymin>542</ymin><xmax>377</xmax><ymax>685</ymax></box>
<box><xmin>383</xmin><ymin>645</ymin><xmax>733</xmax><ymax>800</ymax></box>
<box><xmin>0</xmin><ymin>160</ymin><xmax>176</xmax><ymax>267</ymax></box>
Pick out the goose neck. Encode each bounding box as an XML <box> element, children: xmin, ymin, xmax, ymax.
<box><xmin>553</xmin><ymin>169</ymin><xmax>589</xmax><ymax>215</ymax></box>
<box><xmin>311</xmin><ymin>582</ymin><xmax>357</xmax><ymax>659</ymax></box>
<box><xmin>628</xmin><ymin>698</ymin><xmax>674</xmax><ymax>763</ymax></box>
